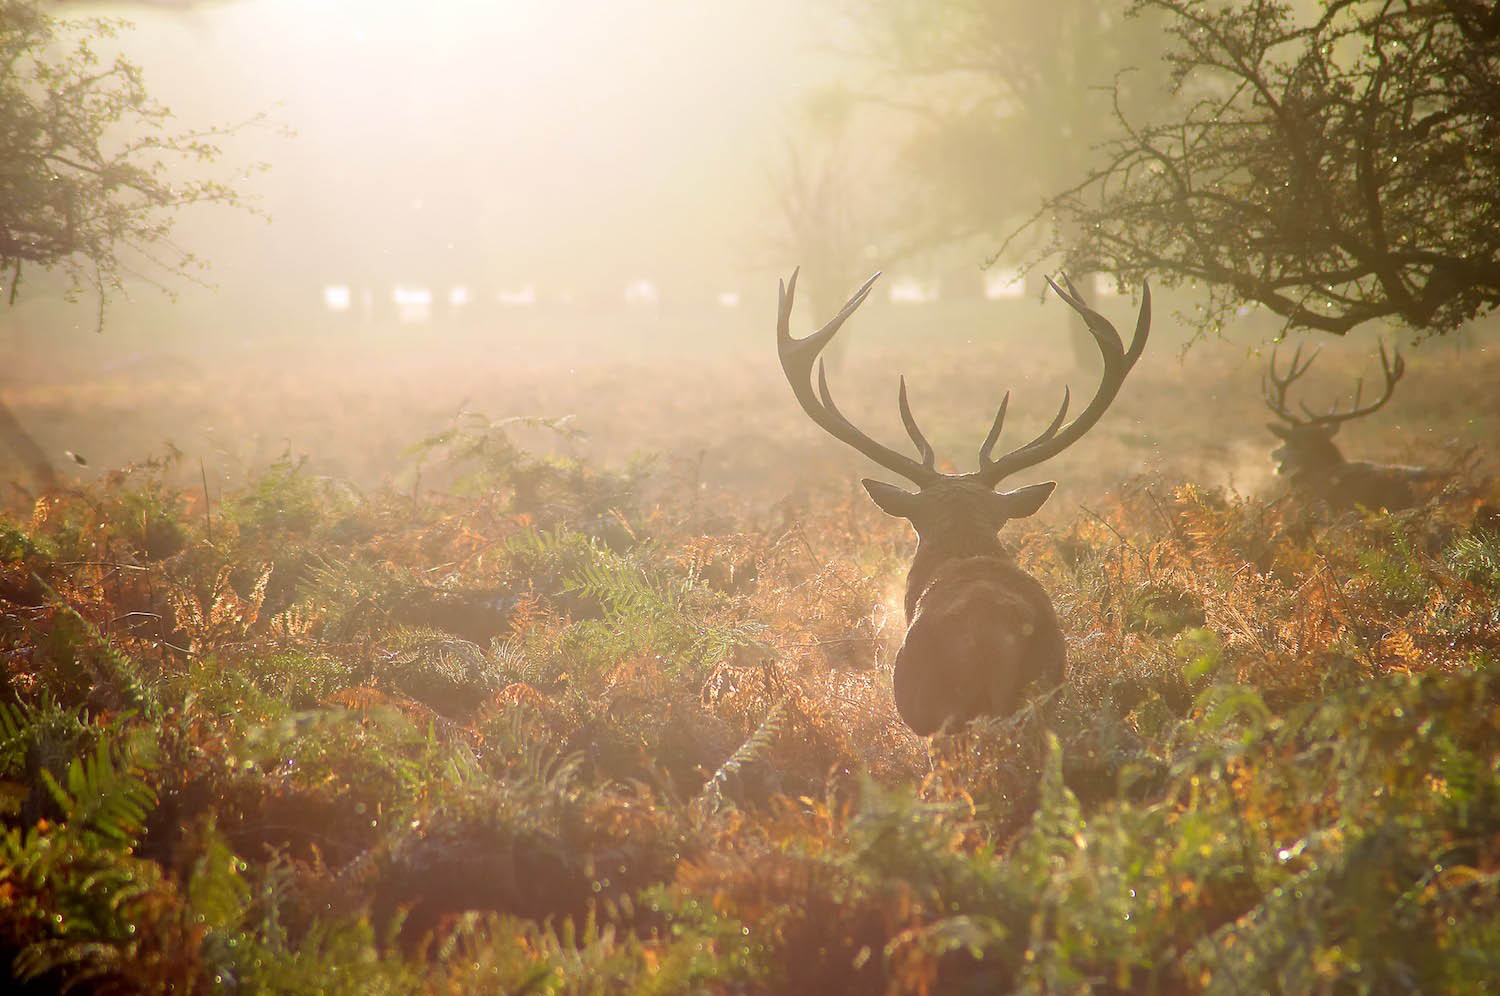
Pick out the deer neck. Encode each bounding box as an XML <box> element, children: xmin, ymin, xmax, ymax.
<box><xmin>1292</xmin><ymin>438</ymin><xmax>1347</xmax><ymax>477</ymax></box>
<box><xmin>1315</xmin><ymin>442</ymin><xmax>1347</xmax><ymax>467</ymax></box>
<box><xmin>903</xmin><ymin>530</ymin><xmax>1007</xmax><ymax>620</ymax></box>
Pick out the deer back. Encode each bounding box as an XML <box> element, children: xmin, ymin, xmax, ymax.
<box><xmin>892</xmin><ymin>554</ymin><xmax>1065</xmax><ymax>736</ymax></box>
<box><xmin>1305</xmin><ymin>459</ymin><xmax>1444</xmax><ymax>511</ymax></box>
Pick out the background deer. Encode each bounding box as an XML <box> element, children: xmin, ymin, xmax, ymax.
<box><xmin>1263</xmin><ymin>342</ymin><xmax>1444</xmax><ymax>511</ymax></box>
<box><xmin>777</xmin><ymin>268</ymin><xmax>1150</xmax><ymax>735</ymax></box>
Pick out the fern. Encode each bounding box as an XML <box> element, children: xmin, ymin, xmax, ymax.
<box><xmin>1357</xmin><ymin>521</ymin><xmax>1431</xmax><ymax>610</ymax></box>
<box><xmin>40</xmin><ymin>732</ymin><xmax>159</xmax><ymax>847</ymax></box>
<box><xmin>566</xmin><ymin>544</ymin><xmax>685</xmax><ymax>622</ymax></box>
<box><xmin>0</xmin><ymin>698</ymin><xmax>33</xmax><ymax>772</ymax></box>
<box><xmin>35</xmin><ymin>575</ymin><xmax>160</xmax><ymax>718</ymax></box>
<box><xmin>299</xmin><ymin>555</ymin><xmax>413</xmax><ymax>641</ymax></box>
<box><xmin>376</xmin><ymin>625</ymin><xmax>502</xmax><ymax>714</ymax></box>
<box><xmin>693</xmin><ymin>699</ymin><xmax>787</xmax><ymax>816</ymax></box>
<box><xmin>1448</xmin><ymin>532</ymin><xmax>1500</xmax><ymax>589</ymax></box>
<box><xmin>383</xmin><ymin>626</ymin><xmax>491</xmax><ymax>675</ymax></box>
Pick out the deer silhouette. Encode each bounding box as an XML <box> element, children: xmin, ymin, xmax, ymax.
<box><xmin>777</xmin><ymin>269</ymin><xmax>1150</xmax><ymax>735</ymax></box>
<box><xmin>1263</xmin><ymin>342</ymin><xmax>1443</xmax><ymax>511</ymax></box>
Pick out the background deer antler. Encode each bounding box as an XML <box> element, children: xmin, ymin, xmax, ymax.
<box><xmin>1264</xmin><ymin>341</ymin><xmax>1405</xmax><ymax>428</ymax></box>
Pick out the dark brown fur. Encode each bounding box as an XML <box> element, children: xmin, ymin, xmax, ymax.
<box><xmin>893</xmin><ymin>554</ymin><xmax>1065</xmax><ymax>735</ymax></box>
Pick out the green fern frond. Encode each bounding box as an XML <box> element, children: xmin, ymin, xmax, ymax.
<box><xmin>565</xmin><ymin>544</ymin><xmax>686</xmax><ymax>622</ymax></box>
<box><xmin>693</xmin><ymin>699</ymin><xmax>787</xmax><ymax>815</ymax></box>
<box><xmin>12</xmin><ymin>939</ymin><xmax>125</xmax><ymax>992</ymax></box>
<box><xmin>34</xmin><ymin>575</ymin><xmax>159</xmax><ymax>718</ymax></box>
<box><xmin>385</xmin><ymin>626</ymin><xmax>491</xmax><ymax>673</ymax></box>
<box><xmin>518</xmin><ymin>742</ymin><xmax>585</xmax><ymax>805</ymax></box>
<box><xmin>299</xmin><ymin>555</ymin><xmax>412</xmax><ymax>641</ymax></box>
<box><xmin>40</xmin><ymin>734</ymin><xmax>158</xmax><ymax>847</ymax></box>
<box><xmin>0</xmin><ymin>699</ymin><xmax>32</xmax><ymax>769</ymax></box>
<box><xmin>1447</xmin><ymin>533</ymin><xmax>1500</xmax><ymax>587</ymax></box>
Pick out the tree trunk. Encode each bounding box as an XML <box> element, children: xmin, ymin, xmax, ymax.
<box><xmin>0</xmin><ymin>392</ymin><xmax>57</xmax><ymax>492</ymax></box>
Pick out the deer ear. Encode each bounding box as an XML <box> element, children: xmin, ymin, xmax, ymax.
<box><xmin>1266</xmin><ymin>422</ymin><xmax>1293</xmax><ymax>440</ymax></box>
<box><xmin>991</xmin><ymin>481</ymin><xmax>1056</xmax><ymax>519</ymax></box>
<box><xmin>862</xmin><ymin>478</ymin><xmax>919</xmax><ymax>518</ymax></box>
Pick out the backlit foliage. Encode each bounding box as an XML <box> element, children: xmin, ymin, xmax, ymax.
<box><xmin>0</xmin><ymin>0</ymin><xmax>264</xmax><ymax>322</ymax></box>
<box><xmin>1</xmin><ymin>421</ymin><xmax>1497</xmax><ymax>992</ymax></box>
<box><xmin>1024</xmin><ymin>0</ymin><xmax>1500</xmax><ymax>337</ymax></box>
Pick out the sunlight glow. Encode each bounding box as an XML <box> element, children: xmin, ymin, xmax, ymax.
<box><xmin>984</xmin><ymin>269</ymin><xmax>1026</xmax><ymax>299</ymax></box>
<box><xmin>322</xmin><ymin>284</ymin><xmax>352</xmax><ymax>311</ymax></box>
<box><xmin>392</xmin><ymin>285</ymin><xmax>432</xmax><ymax>323</ymax></box>
<box><xmin>624</xmin><ymin>280</ymin><xmax>660</xmax><ymax>307</ymax></box>
<box><xmin>889</xmin><ymin>277</ymin><xmax>938</xmax><ymax>304</ymax></box>
<box><xmin>1093</xmin><ymin>274</ymin><xmax>1125</xmax><ymax>296</ymax></box>
<box><xmin>497</xmin><ymin>285</ymin><xmax>536</xmax><ymax>307</ymax></box>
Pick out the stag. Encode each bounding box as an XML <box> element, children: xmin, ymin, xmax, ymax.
<box><xmin>1263</xmin><ymin>342</ymin><xmax>1442</xmax><ymax>511</ymax></box>
<box><xmin>777</xmin><ymin>269</ymin><xmax>1150</xmax><ymax>735</ymax></box>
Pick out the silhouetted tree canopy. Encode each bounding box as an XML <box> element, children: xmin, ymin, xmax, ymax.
<box><xmin>1014</xmin><ymin>0</ymin><xmax>1500</xmax><ymax>336</ymax></box>
<box><xmin>0</xmin><ymin>0</ymin><xmax>259</xmax><ymax>324</ymax></box>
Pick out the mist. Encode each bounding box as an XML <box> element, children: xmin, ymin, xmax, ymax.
<box><xmin>8</xmin><ymin>1</ymin><xmax>1487</xmax><ymax>503</ymax></box>
<box><xmin>73</xmin><ymin>0</ymin><xmax>843</xmax><ymax>308</ymax></box>
<box><xmin>9</xmin><ymin>0</ymin><xmax>1149</xmax><ymax>500</ymax></box>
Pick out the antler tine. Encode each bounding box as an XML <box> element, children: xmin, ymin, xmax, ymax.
<box><xmin>1264</xmin><ymin>342</ymin><xmax>1321</xmax><ymax>424</ymax></box>
<box><xmin>980</xmin><ymin>387</ymin><xmax>1070</xmax><ymax>474</ymax></box>
<box><xmin>777</xmin><ymin>267</ymin><xmax>880</xmax><ymax>359</ymax></box>
<box><xmin>978</xmin><ymin>392</ymin><xmax>1011</xmax><ymax>464</ymax></box>
<box><xmin>1047</xmin><ymin>274</ymin><xmax>1126</xmax><ymax>362</ymax></box>
<box><xmin>1310</xmin><ymin>339</ymin><xmax>1406</xmax><ymax>427</ymax></box>
<box><xmin>897</xmin><ymin>376</ymin><xmax>936</xmax><ymax>470</ymax></box>
<box><xmin>974</xmin><ymin>276</ymin><xmax>1149</xmax><ymax>486</ymax></box>
<box><xmin>778</xmin><ymin>270</ymin><xmax>943</xmax><ymax>486</ymax></box>
<box><xmin>1056</xmin><ymin>270</ymin><xmax>1146</xmax><ymax>364</ymax></box>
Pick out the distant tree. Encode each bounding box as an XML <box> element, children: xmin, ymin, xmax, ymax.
<box><xmin>760</xmin><ymin>87</ymin><xmax>886</xmax><ymax>368</ymax></box>
<box><xmin>825</xmin><ymin>1</ymin><xmax>1169</xmax><ymax>364</ymax></box>
<box><xmin>1011</xmin><ymin>0</ymin><xmax>1500</xmax><ymax>337</ymax></box>
<box><xmin>0</xmin><ymin>0</ymin><xmax>260</xmax><ymax>488</ymax></box>
<box><xmin>836</xmin><ymin>1</ymin><xmax>1169</xmax><ymax>260</ymax></box>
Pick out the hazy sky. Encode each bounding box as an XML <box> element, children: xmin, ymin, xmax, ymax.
<box><xmin>76</xmin><ymin>0</ymin><xmax>836</xmax><ymax>300</ymax></box>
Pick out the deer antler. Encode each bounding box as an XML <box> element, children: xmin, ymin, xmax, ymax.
<box><xmin>777</xmin><ymin>268</ymin><xmax>943</xmax><ymax>487</ymax></box>
<box><xmin>1263</xmin><ymin>343</ymin><xmax>1322</xmax><ymax>424</ymax></box>
<box><xmin>972</xmin><ymin>274</ymin><xmax>1150</xmax><ymax>485</ymax></box>
<box><xmin>1263</xmin><ymin>340</ymin><xmax>1404</xmax><ymax>427</ymax></box>
<box><xmin>777</xmin><ymin>269</ymin><xmax>1150</xmax><ymax>488</ymax></box>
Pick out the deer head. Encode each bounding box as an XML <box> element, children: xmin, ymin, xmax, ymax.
<box><xmin>777</xmin><ymin>269</ymin><xmax>1150</xmax><ymax>733</ymax></box>
<box><xmin>1263</xmin><ymin>341</ymin><xmax>1405</xmax><ymax>480</ymax></box>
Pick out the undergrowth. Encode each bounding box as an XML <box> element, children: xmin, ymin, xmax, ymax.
<box><xmin>1</xmin><ymin>423</ymin><xmax>1497</xmax><ymax>993</ymax></box>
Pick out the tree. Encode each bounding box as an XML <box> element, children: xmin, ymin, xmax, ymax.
<box><xmin>0</xmin><ymin>0</ymin><xmax>259</xmax><ymax>488</ymax></box>
<box><xmin>759</xmin><ymin>87</ymin><xmax>888</xmax><ymax>369</ymax></box>
<box><xmin>824</xmin><ymin>1</ymin><xmax>1169</xmax><ymax>363</ymax></box>
<box><xmin>1012</xmin><ymin>0</ymin><xmax>1500</xmax><ymax>337</ymax></box>
<box><xmin>835</xmin><ymin>1</ymin><xmax>1169</xmax><ymax>258</ymax></box>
